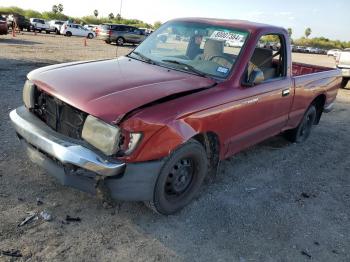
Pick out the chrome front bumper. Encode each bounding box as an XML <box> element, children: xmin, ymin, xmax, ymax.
<box><xmin>9</xmin><ymin>106</ymin><xmax>125</xmax><ymax>177</ymax></box>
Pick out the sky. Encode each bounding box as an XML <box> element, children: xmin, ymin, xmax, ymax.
<box><xmin>1</xmin><ymin>0</ymin><xmax>349</xmax><ymax>41</ymax></box>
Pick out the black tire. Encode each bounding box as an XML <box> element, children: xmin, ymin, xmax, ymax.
<box><xmin>45</xmin><ymin>30</ymin><xmax>50</xmax><ymax>34</ymax></box>
<box><xmin>105</xmin><ymin>40</ymin><xmax>111</xmax><ymax>44</ymax></box>
<box><xmin>66</xmin><ymin>31</ymin><xmax>72</xmax><ymax>37</ymax></box>
<box><xmin>340</xmin><ymin>78</ymin><xmax>349</xmax><ymax>89</ymax></box>
<box><xmin>87</xmin><ymin>33</ymin><xmax>93</xmax><ymax>39</ymax></box>
<box><xmin>55</xmin><ymin>29</ymin><xmax>60</xmax><ymax>35</ymax></box>
<box><xmin>284</xmin><ymin>105</ymin><xmax>317</xmax><ymax>143</ymax></box>
<box><xmin>116</xmin><ymin>37</ymin><xmax>125</xmax><ymax>46</ymax></box>
<box><xmin>145</xmin><ymin>139</ymin><xmax>208</xmax><ymax>215</ymax></box>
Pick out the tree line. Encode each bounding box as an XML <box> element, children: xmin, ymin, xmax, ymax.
<box><xmin>0</xmin><ymin>5</ymin><xmax>162</xmax><ymax>29</ymax></box>
<box><xmin>1</xmin><ymin>5</ymin><xmax>349</xmax><ymax>48</ymax></box>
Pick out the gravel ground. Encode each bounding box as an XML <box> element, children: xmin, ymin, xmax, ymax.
<box><xmin>0</xmin><ymin>32</ymin><xmax>349</xmax><ymax>262</ymax></box>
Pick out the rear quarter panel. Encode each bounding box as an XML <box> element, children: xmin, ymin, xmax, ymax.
<box><xmin>287</xmin><ymin>69</ymin><xmax>341</xmax><ymax>128</ymax></box>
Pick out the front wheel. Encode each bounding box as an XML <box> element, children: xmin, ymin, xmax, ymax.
<box><xmin>87</xmin><ymin>33</ymin><xmax>93</xmax><ymax>39</ymax></box>
<box><xmin>284</xmin><ymin>105</ymin><xmax>317</xmax><ymax>143</ymax></box>
<box><xmin>145</xmin><ymin>139</ymin><xmax>208</xmax><ymax>215</ymax></box>
<box><xmin>65</xmin><ymin>31</ymin><xmax>72</xmax><ymax>37</ymax></box>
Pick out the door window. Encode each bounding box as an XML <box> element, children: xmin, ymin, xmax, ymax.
<box><xmin>246</xmin><ymin>34</ymin><xmax>287</xmax><ymax>84</ymax></box>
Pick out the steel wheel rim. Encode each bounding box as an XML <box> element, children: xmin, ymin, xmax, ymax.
<box><xmin>164</xmin><ymin>158</ymin><xmax>194</xmax><ymax>201</ymax></box>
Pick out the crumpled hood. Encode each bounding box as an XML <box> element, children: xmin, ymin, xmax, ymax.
<box><xmin>28</xmin><ymin>57</ymin><xmax>216</xmax><ymax>123</ymax></box>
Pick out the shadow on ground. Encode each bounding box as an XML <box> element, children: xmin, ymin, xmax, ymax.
<box><xmin>0</xmin><ymin>38</ymin><xmax>42</xmax><ymax>46</ymax></box>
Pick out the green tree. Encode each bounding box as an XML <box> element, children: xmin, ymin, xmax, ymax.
<box><xmin>153</xmin><ymin>21</ymin><xmax>162</xmax><ymax>29</ymax></box>
<box><xmin>52</xmin><ymin>5</ymin><xmax>58</xmax><ymax>14</ymax></box>
<box><xmin>93</xmin><ymin>9</ymin><xmax>98</xmax><ymax>18</ymax></box>
<box><xmin>116</xmin><ymin>13</ymin><xmax>121</xmax><ymax>20</ymax></box>
<box><xmin>287</xmin><ymin>28</ymin><xmax>292</xmax><ymax>38</ymax></box>
<box><xmin>305</xmin><ymin>28</ymin><xmax>312</xmax><ymax>38</ymax></box>
<box><xmin>108</xmin><ymin>13</ymin><xmax>114</xmax><ymax>19</ymax></box>
<box><xmin>57</xmin><ymin>3</ymin><xmax>64</xmax><ymax>13</ymax></box>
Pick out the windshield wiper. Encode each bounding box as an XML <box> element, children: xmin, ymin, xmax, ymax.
<box><xmin>161</xmin><ymin>59</ymin><xmax>208</xmax><ymax>78</ymax></box>
<box><xmin>129</xmin><ymin>51</ymin><xmax>157</xmax><ymax>65</ymax></box>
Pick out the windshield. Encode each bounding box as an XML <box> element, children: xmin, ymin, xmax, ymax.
<box><xmin>131</xmin><ymin>21</ymin><xmax>248</xmax><ymax>78</ymax></box>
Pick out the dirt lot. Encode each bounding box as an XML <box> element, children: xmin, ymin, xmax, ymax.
<box><xmin>0</xmin><ymin>32</ymin><xmax>349</xmax><ymax>262</ymax></box>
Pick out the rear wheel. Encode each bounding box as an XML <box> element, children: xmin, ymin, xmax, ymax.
<box><xmin>45</xmin><ymin>30</ymin><xmax>50</xmax><ymax>34</ymax></box>
<box><xmin>65</xmin><ymin>31</ymin><xmax>72</xmax><ymax>37</ymax></box>
<box><xmin>116</xmin><ymin>37</ymin><xmax>125</xmax><ymax>46</ymax></box>
<box><xmin>87</xmin><ymin>33</ymin><xmax>93</xmax><ymax>39</ymax></box>
<box><xmin>284</xmin><ymin>105</ymin><xmax>317</xmax><ymax>143</ymax></box>
<box><xmin>145</xmin><ymin>139</ymin><xmax>208</xmax><ymax>215</ymax></box>
<box><xmin>340</xmin><ymin>78</ymin><xmax>349</xmax><ymax>89</ymax></box>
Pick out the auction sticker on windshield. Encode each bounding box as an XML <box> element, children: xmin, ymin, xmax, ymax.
<box><xmin>210</xmin><ymin>31</ymin><xmax>247</xmax><ymax>42</ymax></box>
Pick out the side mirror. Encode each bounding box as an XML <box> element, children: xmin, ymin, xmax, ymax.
<box><xmin>248</xmin><ymin>68</ymin><xmax>264</xmax><ymax>86</ymax></box>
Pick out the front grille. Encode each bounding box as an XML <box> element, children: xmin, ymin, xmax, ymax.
<box><xmin>33</xmin><ymin>88</ymin><xmax>88</xmax><ymax>140</ymax></box>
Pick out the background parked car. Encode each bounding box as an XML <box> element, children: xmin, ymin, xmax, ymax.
<box><xmin>0</xmin><ymin>15</ymin><xmax>8</xmax><ymax>35</ymax></box>
<box><xmin>337</xmin><ymin>49</ymin><xmax>350</xmax><ymax>88</ymax></box>
<box><xmin>60</xmin><ymin>23</ymin><xmax>95</xmax><ymax>38</ymax></box>
<box><xmin>84</xmin><ymin>24</ymin><xmax>98</xmax><ymax>32</ymax></box>
<box><xmin>6</xmin><ymin>14</ymin><xmax>30</xmax><ymax>31</ymax></box>
<box><xmin>97</xmin><ymin>24</ymin><xmax>146</xmax><ymax>45</ymax></box>
<box><xmin>48</xmin><ymin>20</ymin><xmax>65</xmax><ymax>34</ymax></box>
<box><xmin>327</xmin><ymin>49</ymin><xmax>341</xmax><ymax>57</ymax></box>
<box><xmin>30</xmin><ymin>18</ymin><xmax>50</xmax><ymax>33</ymax></box>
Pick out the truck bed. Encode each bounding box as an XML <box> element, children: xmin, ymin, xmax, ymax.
<box><xmin>292</xmin><ymin>62</ymin><xmax>334</xmax><ymax>76</ymax></box>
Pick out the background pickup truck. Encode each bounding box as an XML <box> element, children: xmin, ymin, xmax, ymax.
<box><xmin>29</xmin><ymin>18</ymin><xmax>50</xmax><ymax>33</ymax></box>
<box><xmin>10</xmin><ymin>18</ymin><xmax>341</xmax><ymax>215</ymax></box>
<box><xmin>337</xmin><ymin>49</ymin><xmax>350</xmax><ymax>88</ymax></box>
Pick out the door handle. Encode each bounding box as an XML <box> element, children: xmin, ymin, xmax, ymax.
<box><xmin>282</xmin><ymin>89</ymin><xmax>290</xmax><ymax>97</ymax></box>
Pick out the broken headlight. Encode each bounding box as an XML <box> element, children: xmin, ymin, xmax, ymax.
<box><xmin>122</xmin><ymin>132</ymin><xmax>142</xmax><ymax>155</ymax></box>
<box><xmin>82</xmin><ymin>115</ymin><xmax>121</xmax><ymax>156</ymax></box>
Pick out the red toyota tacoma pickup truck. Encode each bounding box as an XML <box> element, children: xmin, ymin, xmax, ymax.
<box><xmin>10</xmin><ymin>18</ymin><xmax>341</xmax><ymax>214</ymax></box>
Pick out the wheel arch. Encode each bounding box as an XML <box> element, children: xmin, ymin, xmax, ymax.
<box><xmin>192</xmin><ymin>132</ymin><xmax>220</xmax><ymax>173</ymax></box>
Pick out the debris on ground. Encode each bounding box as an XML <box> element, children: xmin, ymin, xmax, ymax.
<box><xmin>0</xmin><ymin>193</ymin><xmax>9</xmax><ymax>198</ymax></box>
<box><xmin>296</xmin><ymin>192</ymin><xmax>317</xmax><ymax>202</ymax></box>
<box><xmin>65</xmin><ymin>215</ymin><xmax>81</xmax><ymax>222</ymax></box>
<box><xmin>18</xmin><ymin>212</ymin><xmax>38</xmax><ymax>227</ymax></box>
<box><xmin>1</xmin><ymin>249</ymin><xmax>22</xmax><ymax>257</ymax></box>
<box><xmin>245</xmin><ymin>187</ymin><xmax>257</xmax><ymax>192</ymax></box>
<box><xmin>301</xmin><ymin>192</ymin><xmax>316</xmax><ymax>198</ymax></box>
<box><xmin>40</xmin><ymin>211</ymin><xmax>52</xmax><ymax>221</ymax></box>
<box><xmin>301</xmin><ymin>250</ymin><xmax>312</xmax><ymax>259</ymax></box>
<box><xmin>36</xmin><ymin>197</ymin><xmax>44</xmax><ymax>206</ymax></box>
<box><xmin>314</xmin><ymin>241</ymin><xmax>320</xmax><ymax>246</ymax></box>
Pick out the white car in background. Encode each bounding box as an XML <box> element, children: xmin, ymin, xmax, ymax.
<box><xmin>84</xmin><ymin>24</ymin><xmax>98</xmax><ymax>32</ymax></box>
<box><xmin>48</xmin><ymin>20</ymin><xmax>65</xmax><ymax>34</ymax></box>
<box><xmin>327</xmin><ymin>49</ymin><xmax>341</xmax><ymax>57</ymax></box>
<box><xmin>60</xmin><ymin>23</ymin><xmax>95</xmax><ymax>38</ymax></box>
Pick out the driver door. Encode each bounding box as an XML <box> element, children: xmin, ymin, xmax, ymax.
<box><xmin>225</xmin><ymin>33</ymin><xmax>293</xmax><ymax>156</ymax></box>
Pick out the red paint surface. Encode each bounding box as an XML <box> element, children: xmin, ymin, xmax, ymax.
<box><xmin>27</xmin><ymin>18</ymin><xmax>342</xmax><ymax>163</ymax></box>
